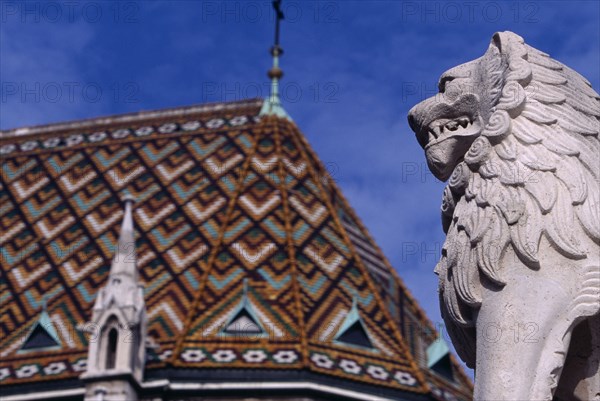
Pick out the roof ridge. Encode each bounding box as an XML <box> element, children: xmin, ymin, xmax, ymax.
<box><xmin>0</xmin><ymin>98</ymin><xmax>263</xmax><ymax>138</ymax></box>
<box><xmin>286</xmin><ymin>122</ymin><xmax>430</xmax><ymax>394</ymax></box>
<box><xmin>169</xmin><ymin>121</ymin><xmax>263</xmax><ymax>365</ymax></box>
<box><xmin>272</xmin><ymin>117</ymin><xmax>309</xmax><ymax>367</ymax></box>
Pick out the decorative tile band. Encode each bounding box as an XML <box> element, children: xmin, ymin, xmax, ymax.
<box><xmin>0</xmin><ymin>99</ymin><xmax>263</xmax><ymax>138</ymax></box>
<box><xmin>0</xmin><ymin>357</ymin><xmax>87</xmax><ymax>383</ymax></box>
<box><xmin>0</xmin><ymin>115</ymin><xmax>259</xmax><ymax>156</ymax></box>
<box><xmin>430</xmin><ymin>383</ymin><xmax>467</xmax><ymax>401</ymax></box>
<box><xmin>179</xmin><ymin>347</ymin><xmax>300</xmax><ymax>366</ymax></box>
<box><xmin>309</xmin><ymin>352</ymin><xmax>419</xmax><ymax>388</ymax></box>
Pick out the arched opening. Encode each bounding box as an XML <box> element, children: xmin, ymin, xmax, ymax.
<box><xmin>105</xmin><ymin>327</ymin><xmax>118</xmax><ymax>370</ymax></box>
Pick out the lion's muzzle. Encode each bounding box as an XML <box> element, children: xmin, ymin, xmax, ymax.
<box><xmin>408</xmin><ymin>93</ymin><xmax>482</xmax><ymax>181</ymax></box>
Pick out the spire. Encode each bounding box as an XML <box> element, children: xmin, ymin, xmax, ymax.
<box><xmin>110</xmin><ymin>195</ymin><xmax>137</xmax><ymax>280</ymax></box>
<box><xmin>92</xmin><ymin>194</ymin><xmax>143</xmax><ymax>312</ymax></box>
<box><xmin>82</xmin><ymin>195</ymin><xmax>147</xmax><ymax>399</ymax></box>
<box><xmin>259</xmin><ymin>0</ymin><xmax>291</xmax><ymax>120</ymax></box>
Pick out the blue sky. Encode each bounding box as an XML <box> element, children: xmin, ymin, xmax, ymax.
<box><xmin>2</xmin><ymin>0</ymin><xmax>599</xmax><ymax>377</ymax></box>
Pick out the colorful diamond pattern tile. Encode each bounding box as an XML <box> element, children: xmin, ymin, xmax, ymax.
<box><xmin>0</xmin><ymin>99</ymin><xmax>471</xmax><ymax>399</ymax></box>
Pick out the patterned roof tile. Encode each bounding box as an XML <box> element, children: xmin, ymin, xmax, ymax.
<box><xmin>0</xmin><ymin>99</ymin><xmax>472</xmax><ymax>400</ymax></box>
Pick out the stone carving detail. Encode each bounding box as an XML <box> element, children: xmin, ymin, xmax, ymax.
<box><xmin>408</xmin><ymin>31</ymin><xmax>599</xmax><ymax>400</ymax></box>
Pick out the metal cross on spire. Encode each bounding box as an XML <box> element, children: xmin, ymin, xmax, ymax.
<box><xmin>259</xmin><ymin>0</ymin><xmax>292</xmax><ymax>120</ymax></box>
<box><xmin>273</xmin><ymin>0</ymin><xmax>284</xmax><ymax>47</ymax></box>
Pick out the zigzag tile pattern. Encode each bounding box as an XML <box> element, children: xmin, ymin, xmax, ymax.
<box><xmin>0</xmin><ymin>99</ymin><xmax>471</xmax><ymax>399</ymax></box>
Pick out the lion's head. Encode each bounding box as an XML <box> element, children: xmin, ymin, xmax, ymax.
<box><xmin>407</xmin><ymin>49</ymin><xmax>490</xmax><ymax>181</ymax></box>
<box><xmin>408</xmin><ymin>31</ymin><xmax>598</xmax><ymax>181</ymax></box>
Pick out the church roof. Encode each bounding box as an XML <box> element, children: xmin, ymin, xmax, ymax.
<box><xmin>0</xmin><ymin>99</ymin><xmax>472</xmax><ymax>400</ymax></box>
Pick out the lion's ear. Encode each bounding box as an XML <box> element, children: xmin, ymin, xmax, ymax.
<box><xmin>491</xmin><ymin>31</ymin><xmax>525</xmax><ymax>54</ymax></box>
<box><xmin>491</xmin><ymin>32</ymin><xmax>503</xmax><ymax>53</ymax></box>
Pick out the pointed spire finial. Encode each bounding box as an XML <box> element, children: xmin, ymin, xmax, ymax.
<box><xmin>110</xmin><ymin>194</ymin><xmax>137</xmax><ymax>279</ymax></box>
<box><xmin>121</xmin><ymin>194</ymin><xmax>135</xmax><ymax>234</ymax></box>
<box><xmin>259</xmin><ymin>0</ymin><xmax>291</xmax><ymax>120</ymax></box>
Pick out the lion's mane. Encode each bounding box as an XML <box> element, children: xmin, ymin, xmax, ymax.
<box><xmin>438</xmin><ymin>32</ymin><xmax>600</xmax><ymax>367</ymax></box>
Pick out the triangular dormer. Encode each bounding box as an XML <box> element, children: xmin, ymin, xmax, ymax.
<box><xmin>224</xmin><ymin>310</ymin><xmax>262</xmax><ymax>334</ymax></box>
<box><xmin>427</xmin><ymin>334</ymin><xmax>454</xmax><ymax>381</ymax></box>
<box><xmin>220</xmin><ymin>279</ymin><xmax>266</xmax><ymax>338</ymax></box>
<box><xmin>334</xmin><ymin>298</ymin><xmax>375</xmax><ymax>350</ymax></box>
<box><xmin>336</xmin><ymin>320</ymin><xmax>372</xmax><ymax>348</ymax></box>
<box><xmin>19</xmin><ymin>309</ymin><xmax>61</xmax><ymax>353</ymax></box>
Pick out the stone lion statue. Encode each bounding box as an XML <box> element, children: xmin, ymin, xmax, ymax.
<box><xmin>408</xmin><ymin>31</ymin><xmax>599</xmax><ymax>400</ymax></box>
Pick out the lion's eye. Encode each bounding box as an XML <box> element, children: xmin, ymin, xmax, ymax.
<box><xmin>439</xmin><ymin>76</ymin><xmax>455</xmax><ymax>93</ymax></box>
<box><xmin>443</xmin><ymin>81</ymin><xmax>464</xmax><ymax>102</ymax></box>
